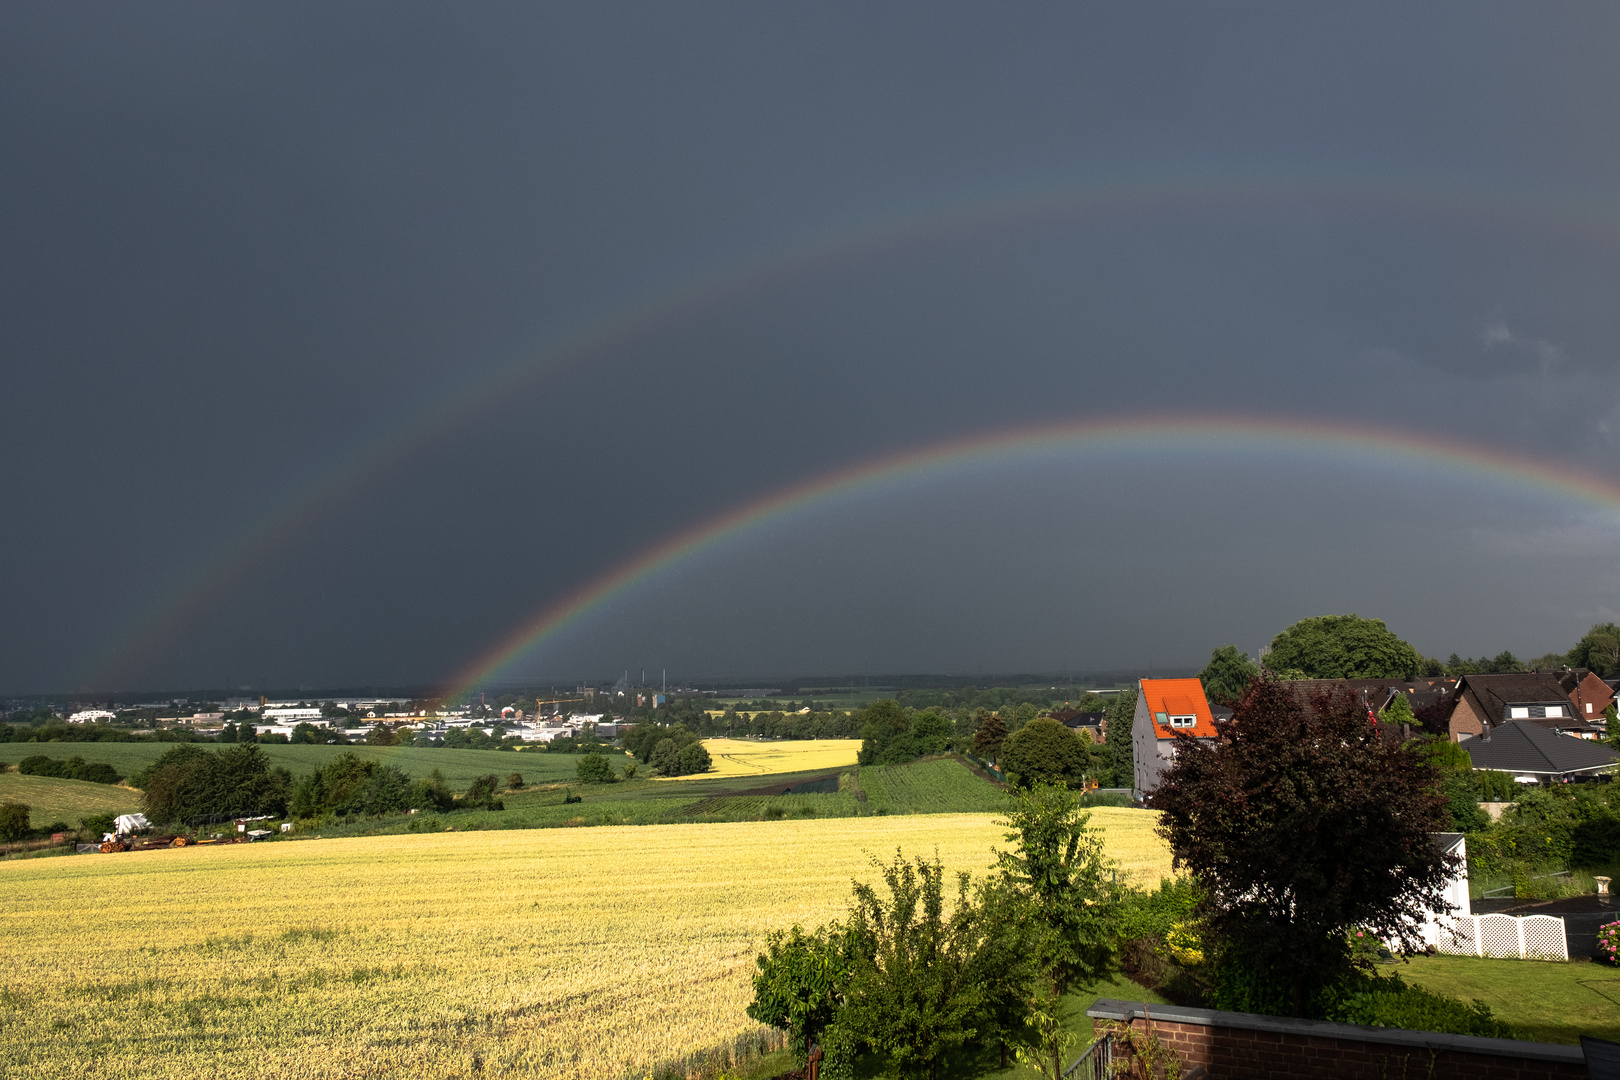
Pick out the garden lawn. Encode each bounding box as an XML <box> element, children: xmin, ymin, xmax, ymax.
<box><xmin>1397</xmin><ymin>955</ymin><xmax>1620</xmax><ymax>1044</ymax></box>
<box><xmin>0</xmin><ymin>771</ymin><xmax>143</xmax><ymax>827</ymax></box>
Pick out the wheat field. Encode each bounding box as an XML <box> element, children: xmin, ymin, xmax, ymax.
<box><xmin>671</xmin><ymin>739</ymin><xmax>860</xmax><ymax>780</ymax></box>
<box><xmin>0</xmin><ymin>810</ymin><xmax>1172</xmax><ymax>1080</ymax></box>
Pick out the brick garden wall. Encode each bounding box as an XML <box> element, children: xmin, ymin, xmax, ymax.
<box><xmin>1087</xmin><ymin>999</ymin><xmax>1586</xmax><ymax>1080</ymax></box>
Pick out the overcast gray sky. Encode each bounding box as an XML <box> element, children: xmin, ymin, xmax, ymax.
<box><xmin>4</xmin><ymin>3</ymin><xmax>1620</xmax><ymax>694</ymax></box>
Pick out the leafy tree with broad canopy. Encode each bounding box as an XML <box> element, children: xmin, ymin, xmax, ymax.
<box><xmin>994</xmin><ymin>784</ymin><xmax>1119</xmax><ymax>1078</ymax></box>
<box><xmin>747</xmin><ymin>921</ymin><xmax>861</xmax><ymax>1067</ymax></box>
<box><xmin>997</xmin><ymin>718</ymin><xmax>1093</xmax><ymax>789</ymax></box>
<box><xmin>972</xmin><ymin>711</ymin><xmax>1007</xmax><ymax>761</ymax></box>
<box><xmin>1264</xmin><ymin>614</ymin><xmax>1425</xmax><ymax>680</ymax></box>
<box><xmin>0</xmin><ymin>801</ymin><xmax>29</xmax><ymax>841</ymax></box>
<box><xmin>1569</xmin><ymin>622</ymin><xmax>1620</xmax><ymax>678</ymax></box>
<box><xmin>576</xmin><ymin>752</ymin><xmax>615</xmax><ymax>783</ymax></box>
<box><xmin>1152</xmin><ymin>679</ymin><xmax>1457</xmax><ymax>1018</ymax></box>
<box><xmin>141</xmin><ymin>743</ymin><xmax>292</xmax><ymax>824</ymax></box>
<box><xmin>1199</xmin><ymin>645</ymin><xmax>1260</xmax><ymax>705</ymax></box>
<box><xmin>836</xmin><ymin>852</ymin><xmax>992</xmax><ymax>1080</ymax></box>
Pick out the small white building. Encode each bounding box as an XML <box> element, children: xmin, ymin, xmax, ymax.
<box><xmin>67</xmin><ymin>709</ymin><xmax>116</xmax><ymax>724</ymax></box>
<box><xmin>1413</xmin><ymin>833</ymin><xmax>1471</xmax><ymax>949</ymax></box>
<box><xmin>261</xmin><ymin>707</ymin><xmax>323</xmax><ymax>721</ymax></box>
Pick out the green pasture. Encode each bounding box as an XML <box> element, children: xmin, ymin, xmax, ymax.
<box><xmin>1398</xmin><ymin>954</ymin><xmax>1620</xmax><ymax>1044</ymax></box>
<box><xmin>0</xmin><ymin>771</ymin><xmax>143</xmax><ymax>827</ymax></box>
<box><xmin>305</xmin><ymin>756</ymin><xmax>1011</xmax><ymax>838</ymax></box>
<box><xmin>0</xmin><ymin>741</ymin><xmax>598</xmax><ymax>789</ymax></box>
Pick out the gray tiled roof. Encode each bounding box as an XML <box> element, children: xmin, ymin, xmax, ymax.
<box><xmin>1463</xmin><ymin>720</ymin><xmax>1620</xmax><ymax>776</ymax></box>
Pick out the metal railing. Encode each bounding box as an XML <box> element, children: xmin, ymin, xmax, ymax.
<box><xmin>1062</xmin><ymin>1033</ymin><xmax>1113</xmax><ymax>1080</ymax></box>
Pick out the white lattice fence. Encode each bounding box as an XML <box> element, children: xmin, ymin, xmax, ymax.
<box><xmin>1479</xmin><ymin>914</ymin><xmax>1521</xmax><ymax>957</ymax></box>
<box><xmin>1522</xmin><ymin>914</ymin><xmax>1568</xmax><ymax>959</ymax></box>
<box><xmin>1435</xmin><ymin>914</ymin><xmax>1567</xmax><ymax>960</ymax></box>
<box><xmin>1438</xmin><ymin>915</ymin><xmax>1477</xmax><ymax>956</ymax></box>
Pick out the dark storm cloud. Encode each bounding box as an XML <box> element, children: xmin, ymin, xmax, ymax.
<box><xmin>3</xmin><ymin>3</ymin><xmax>1619</xmax><ymax>692</ymax></box>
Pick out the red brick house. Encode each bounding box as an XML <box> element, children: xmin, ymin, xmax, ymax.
<box><xmin>1559</xmin><ymin>668</ymin><xmax>1616</xmax><ymax>725</ymax></box>
<box><xmin>1445</xmin><ymin>672</ymin><xmax>1601</xmax><ymax>742</ymax></box>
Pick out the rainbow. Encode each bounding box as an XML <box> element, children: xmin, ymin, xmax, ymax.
<box><xmin>439</xmin><ymin>414</ymin><xmax>1620</xmax><ymax>696</ymax></box>
<box><xmin>82</xmin><ymin>174</ymin><xmax>1620</xmax><ymax>688</ymax></box>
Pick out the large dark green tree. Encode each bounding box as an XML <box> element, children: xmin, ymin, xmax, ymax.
<box><xmin>1152</xmin><ymin>679</ymin><xmax>1456</xmax><ymax>1018</ymax></box>
<box><xmin>141</xmin><ymin>744</ymin><xmax>292</xmax><ymax>824</ymax></box>
<box><xmin>997</xmin><ymin>718</ymin><xmax>1091</xmax><ymax>789</ymax></box>
<box><xmin>1101</xmin><ymin>691</ymin><xmax>1136</xmax><ymax>788</ymax></box>
<box><xmin>972</xmin><ymin>711</ymin><xmax>1007</xmax><ymax>761</ymax></box>
<box><xmin>0</xmin><ymin>801</ymin><xmax>29</xmax><ymax>841</ymax></box>
<box><xmin>1569</xmin><ymin>622</ymin><xmax>1620</xmax><ymax>677</ymax></box>
<box><xmin>1264</xmin><ymin>614</ymin><xmax>1425</xmax><ymax>680</ymax></box>
<box><xmin>1199</xmin><ymin>645</ymin><xmax>1260</xmax><ymax>704</ymax></box>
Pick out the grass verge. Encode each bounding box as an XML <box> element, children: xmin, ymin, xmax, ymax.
<box><xmin>1396</xmin><ymin>954</ymin><xmax>1620</xmax><ymax>1044</ymax></box>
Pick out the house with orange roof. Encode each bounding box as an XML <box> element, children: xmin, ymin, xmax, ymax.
<box><xmin>1132</xmin><ymin>677</ymin><xmax>1220</xmax><ymax>801</ymax></box>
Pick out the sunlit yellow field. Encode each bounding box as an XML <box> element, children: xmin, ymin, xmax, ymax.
<box><xmin>659</xmin><ymin>738</ymin><xmax>860</xmax><ymax>779</ymax></box>
<box><xmin>0</xmin><ymin>809</ymin><xmax>1172</xmax><ymax>1079</ymax></box>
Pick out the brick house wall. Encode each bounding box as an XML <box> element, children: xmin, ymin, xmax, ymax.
<box><xmin>1087</xmin><ymin>999</ymin><xmax>1586</xmax><ymax>1080</ymax></box>
<box><xmin>1571</xmin><ymin>670</ymin><xmax>1616</xmax><ymax>722</ymax></box>
<box><xmin>1448</xmin><ymin>693</ymin><xmax>1487</xmax><ymax>742</ymax></box>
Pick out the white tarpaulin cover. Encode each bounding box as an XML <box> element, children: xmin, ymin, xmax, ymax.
<box><xmin>113</xmin><ymin>814</ymin><xmax>149</xmax><ymax>835</ymax></box>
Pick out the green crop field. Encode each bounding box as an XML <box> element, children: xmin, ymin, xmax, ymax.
<box><xmin>855</xmin><ymin>757</ymin><xmax>1011</xmax><ymax>814</ymax></box>
<box><xmin>0</xmin><ymin>772</ymin><xmax>143</xmax><ymax>827</ymax></box>
<box><xmin>305</xmin><ymin>756</ymin><xmax>1016</xmax><ymax>839</ymax></box>
<box><xmin>0</xmin><ymin>741</ymin><xmax>598</xmax><ymax>788</ymax></box>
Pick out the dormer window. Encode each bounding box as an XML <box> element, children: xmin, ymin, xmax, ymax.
<box><xmin>1168</xmin><ymin>714</ymin><xmax>1196</xmax><ymax>728</ymax></box>
<box><xmin>1510</xmin><ymin>707</ymin><xmax>1529</xmax><ymax>719</ymax></box>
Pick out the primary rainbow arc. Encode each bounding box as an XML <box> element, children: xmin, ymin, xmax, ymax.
<box><xmin>440</xmin><ymin>414</ymin><xmax>1620</xmax><ymax>697</ymax></box>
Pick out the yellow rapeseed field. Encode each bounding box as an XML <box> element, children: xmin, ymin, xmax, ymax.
<box><xmin>0</xmin><ymin>810</ymin><xmax>1172</xmax><ymax>1080</ymax></box>
<box><xmin>666</xmin><ymin>739</ymin><xmax>859</xmax><ymax>780</ymax></box>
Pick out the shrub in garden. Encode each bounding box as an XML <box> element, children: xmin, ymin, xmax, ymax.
<box><xmin>1599</xmin><ymin>920</ymin><xmax>1620</xmax><ymax>966</ymax></box>
<box><xmin>1330</xmin><ymin>973</ymin><xmax>1515</xmax><ymax>1039</ymax></box>
<box><xmin>747</xmin><ymin>788</ymin><xmax>1097</xmax><ymax>1080</ymax></box>
<box><xmin>1154</xmin><ymin>679</ymin><xmax>1457</xmax><ymax>1018</ymax></box>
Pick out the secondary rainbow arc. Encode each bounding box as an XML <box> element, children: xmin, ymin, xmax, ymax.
<box><xmin>82</xmin><ymin>174</ymin><xmax>1620</xmax><ymax>689</ymax></box>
